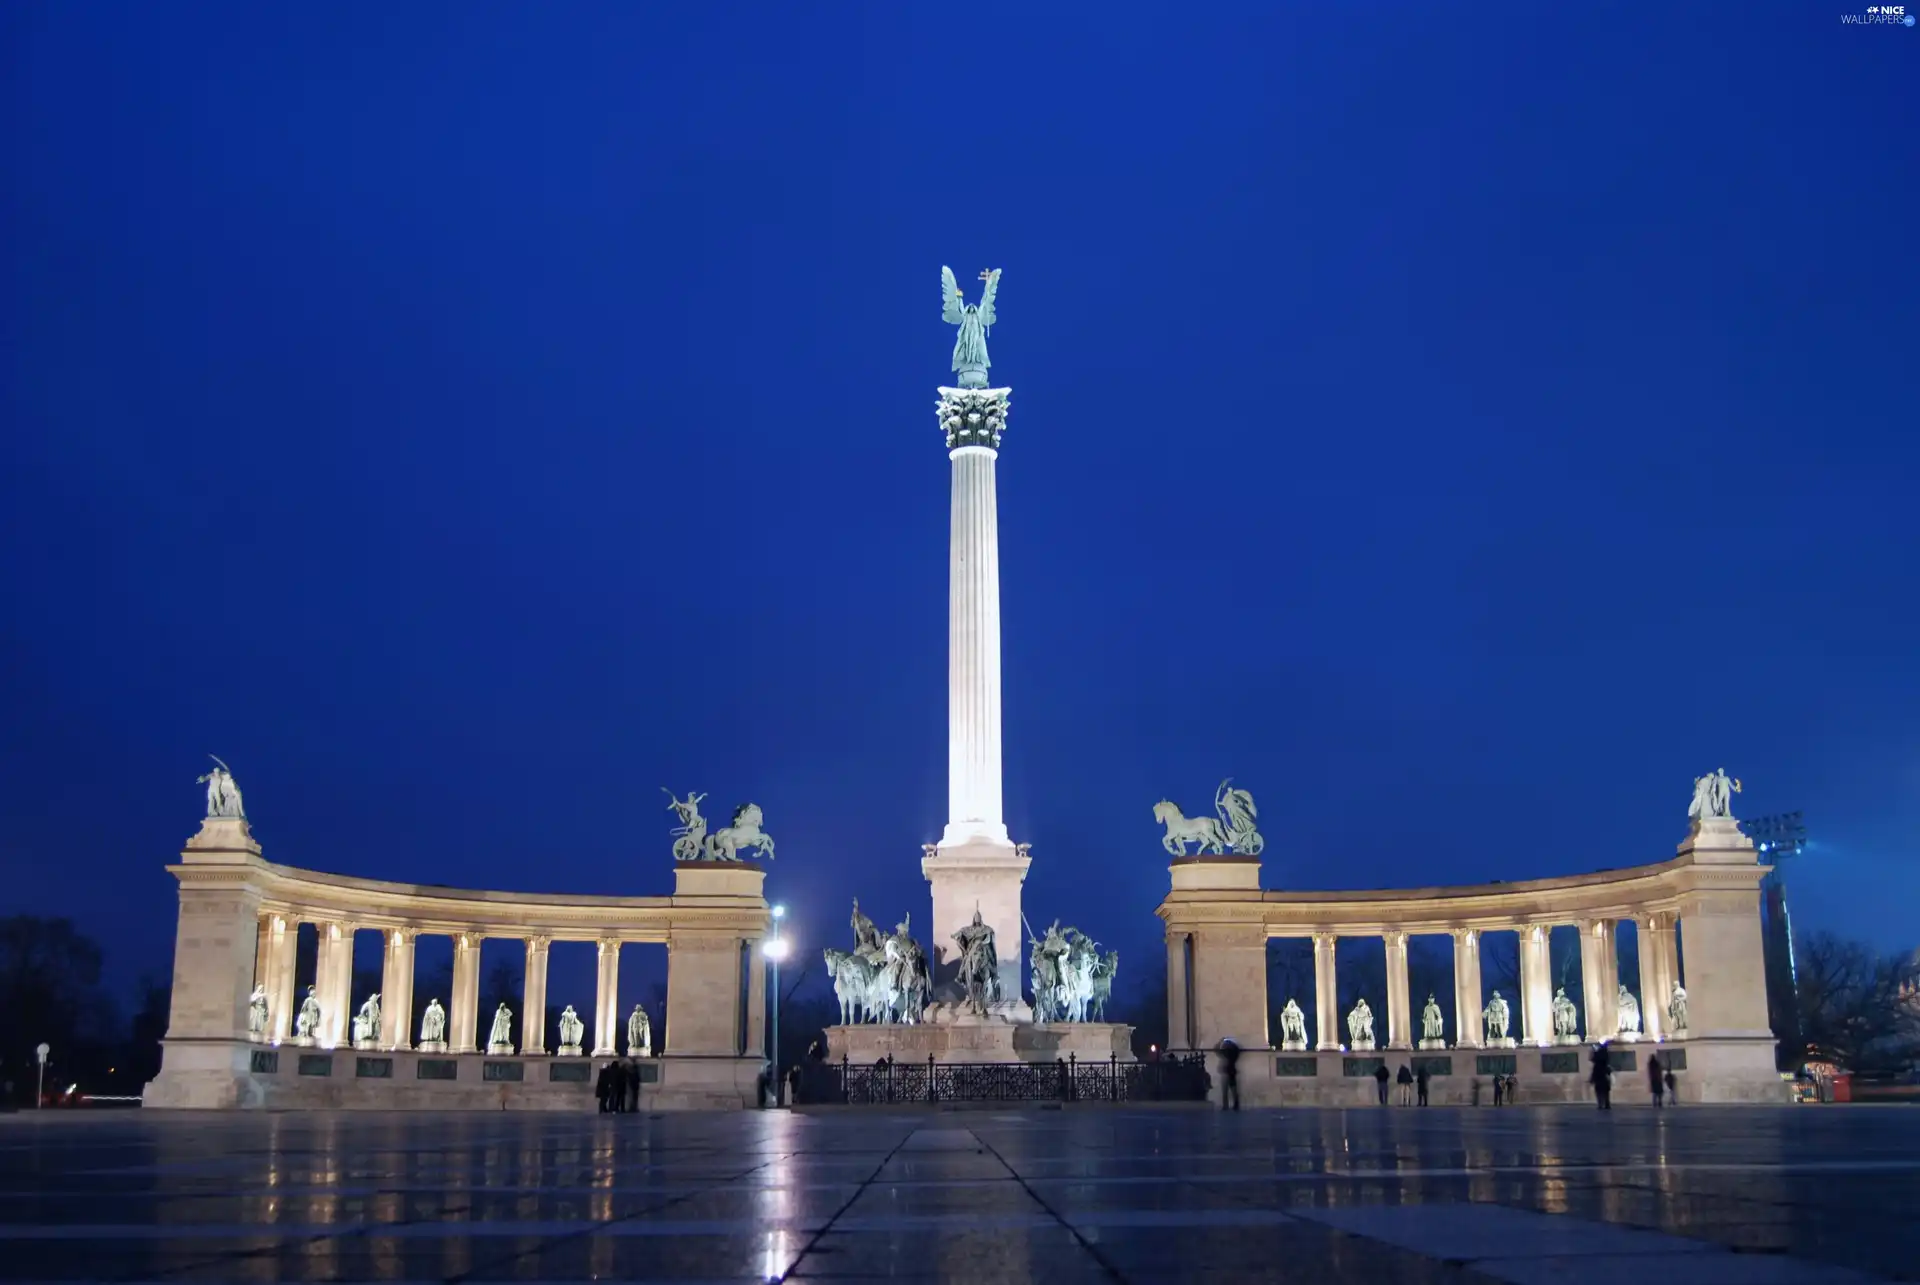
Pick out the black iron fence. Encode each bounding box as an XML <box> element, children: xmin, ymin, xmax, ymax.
<box><xmin>794</xmin><ymin>1052</ymin><xmax>1210</xmax><ymax>1105</ymax></box>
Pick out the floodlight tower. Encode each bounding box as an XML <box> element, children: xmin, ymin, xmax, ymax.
<box><xmin>1742</xmin><ymin>811</ymin><xmax>1807</xmax><ymax>1069</ymax></box>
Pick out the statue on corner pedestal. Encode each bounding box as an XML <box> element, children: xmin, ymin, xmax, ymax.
<box><xmin>197</xmin><ymin>756</ymin><xmax>246</xmax><ymax>820</ymax></box>
<box><xmin>1153</xmin><ymin>779</ymin><xmax>1264</xmax><ymax>857</ymax></box>
<box><xmin>1688</xmin><ymin>768</ymin><xmax>1742</xmax><ymax>822</ymax></box>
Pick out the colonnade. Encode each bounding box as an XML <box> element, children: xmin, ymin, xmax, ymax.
<box><xmin>250</xmin><ymin>916</ymin><xmax>656</xmax><ymax>1056</ymax></box>
<box><xmin>1158</xmin><ymin>817</ymin><xmax>1784</xmax><ymax>1102</ymax></box>
<box><xmin>1238</xmin><ymin>913</ymin><xmax>1680</xmax><ymax>1052</ymax></box>
<box><xmin>145</xmin><ymin>814</ymin><xmax>772</xmax><ymax>1110</ymax></box>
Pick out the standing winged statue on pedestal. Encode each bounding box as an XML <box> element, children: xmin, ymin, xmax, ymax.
<box><xmin>941</xmin><ymin>266</ymin><xmax>1001</xmax><ymax>388</ymax></box>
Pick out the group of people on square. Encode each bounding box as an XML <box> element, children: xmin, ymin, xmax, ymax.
<box><xmin>594</xmin><ymin>1058</ymin><xmax>649</xmax><ymax>1113</ymax></box>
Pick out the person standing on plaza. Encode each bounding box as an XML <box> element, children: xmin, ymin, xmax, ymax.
<box><xmin>1647</xmin><ymin>1052</ymin><xmax>1664</xmax><ymax>1107</ymax></box>
<box><xmin>1665</xmin><ymin>1067</ymin><xmax>1678</xmax><ymax>1104</ymax></box>
<box><xmin>1396</xmin><ymin>1063</ymin><xmax>1414</xmax><ymax>1105</ymax></box>
<box><xmin>609</xmin><ymin>1059</ymin><xmax>629</xmax><ymax>1114</ymax></box>
<box><xmin>1492</xmin><ymin>1073</ymin><xmax>1504</xmax><ymax>1106</ymax></box>
<box><xmin>1373</xmin><ymin>1062</ymin><xmax>1390</xmax><ymax>1105</ymax></box>
<box><xmin>1505</xmin><ymin>1073</ymin><xmax>1518</xmax><ymax>1105</ymax></box>
<box><xmin>1415</xmin><ymin>1062</ymin><xmax>1430</xmax><ymax>1107</ymax></box>
<box><xmin>1590</xmin><ymin>1043</ymin><xmax>1613</xmax><ymax>1111</ymax></box>
<box><xmin>627</xmin><ymin>1059</ymin><xmax>642</xmax><ymax>1112</ymax></box>
<box><xmin>594</xmin><ymin>1061</ymin><xmax>613</xmax><ymax>1113</ymax></box>
<box><xmin>1216</xmin><ymin>1038</ymin><xmax>1241</xmax><ymax>1111</ymax></box>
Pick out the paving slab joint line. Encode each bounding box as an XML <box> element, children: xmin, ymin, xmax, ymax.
<box><xmin>773</xmin><ymin>1130</ymin><xmax>926</xmax><ymax>1283</ymax></box>
<box><xmin>969</xmin><ymin>1130</ymin><xmax>1132</xmax><ymax>1284</ymax></box>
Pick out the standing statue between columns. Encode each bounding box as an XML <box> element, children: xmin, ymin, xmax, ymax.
<box><xmin>1346</xmin><ymin>998</ymin><xmax>1376</xmax><ymax>1050</ymax></box>
<box><xmin>1667</xmin><ymin>983</ymin><xmax>1689</xmax><ymax>1034</ymax></box>
<box><xmin>1280</xmin><ymin>998</ymin><xmax>1309</xmax><ymax>1050</ymax></box>
<box><xmin>1616</xmin><ymin>984</ymin><xmax>1643</xmax><ymax>1040</ymax></box>
<box><xmin>248</xmin><ymin>986</ymin><xmax>269</xmax><ymax>1041</ymax></box>
<box><xmin>1482</xmin><ymin>991</ymin><xmax>1514</xmax><ymax>1047</ymax></box>
<box><xmin>557</xmin><ymin>1005</ymin><xmax>585</xmax><ymax>1056</ymax></box>
<box><xmin>351</xmin><ymin>994</ymin><xmax>382</xmax><ymax>1049</ymax></box>
<box><xmin>487</xmin><ymin>1004</ymin><xmax>514</xmax><ymax>1055</ymax></box>
<box><xmin>1419</xmin><ymin>995</ymin><xmax>1446</xmax><ymax>1049</ymax></box>
<box><xmin>419</xmin><ymin>998</ymin><xmax>448</xmax><ymax>1052</ymax></box>
<box><xmin>627</xmin><ymin>1004</ymin><xmax>652</xmax><ymax>1056</ymax></box>
<box><xmin>1551</xmin><ymin>988</ymin><xmax>1580</xmax><ymax>1044</ymax></box>
<box><xmin>295</xmin><ymin>986</ymin><xmax>322</xmax><ymax>1044</ymax></box>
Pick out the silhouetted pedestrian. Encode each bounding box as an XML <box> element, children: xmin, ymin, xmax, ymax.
<box><xmin>1665</xmin><ymin>1068</ymin><xmax>1678</xmax><ymax>1103</ymax></box>
<box><xmin>1217</xmin><ymin>1039</ymin><xmax>1241</xmax><ymax>1111</ymax></box>
<box><xmin>1416</xmin><ymin>1063</ymin><xmax>1430</xmax><ymax>1106</ymax></box>
<box><xmin>1492</xmin><ymin>1074</ymin><xmax>1504</xmax><ymax>1106</ymax></box>
<box><xmin>1590</xmin><ymin>1043</ymin><xmax>1613</xmax><ymax>1111</ymax></box>
<box><xmin>1396</xmin><ymin>1063</ymin><xmax>1414</xmax><ymax>1105</ymax></box>
<box><xmin>595</xmin><ymin>1061</ymin><xmax>613</xmax><ymax>1113</ymax></box>
<box><xmin>1374</xmin><ymin>1062</ymin><xmax>1390</xmax><ymax>1105</ymax></box>
<box><xmin>1647</xmin><ymin>1052</ymin><xmax>1664</xmax><ymax>1107</ymax></box>
<box><xmin>609</xmin><ymin>1059</ymin><xmax>629</xmax><ymax>1114</ymax></box>
<box><xmin>627</xmin><ymin>1059</ymin><xmax>642</xmax><ymax>1112</ymax></box>
<box><xmin>1505</xmin><ymin>1073</ymin><xmax>1518</xmax><ymax>1104</ymax></box>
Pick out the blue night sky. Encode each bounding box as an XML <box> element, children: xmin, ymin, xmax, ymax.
<box><xmin>3</xmin><ymin>4</ymin><xmax>1915</xmax><ymax>1005</ymax></box>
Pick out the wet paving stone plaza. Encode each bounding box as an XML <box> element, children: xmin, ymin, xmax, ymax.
<box><xmin>2</xmin><ymin>1105</ymin><xmax>1915</xmax><ymax>1284</ymax></box>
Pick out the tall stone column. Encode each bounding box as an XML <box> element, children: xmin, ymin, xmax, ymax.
<box><xmin>265</xmin><ymin>914</ymin><xmax>297</xmax><ymax>1044</ymax></box>
<box><xmin>592</xmin><ymin>939</ymin><xmax>621</xmax><ymax>1056</ymax></box>
<box><xmin>1578</xmin><ymin>919</ymin><xmax>1616</xmax><ymax>1042</ymax></box>
<box><xmin>1384</xmin><ymin>932</ymin><xmax>1412</xmax><ymax>1050</ymax></box>
<box><xmin>922</xmin><ymin>382</ymin><xmax>1030</xmax><ymax>992</ymax></box>
<box><xmin>1518</xmin><ymin>923</ymin><xmax>1552</xmax><ymax>1046</ymax></box>
<box><xmin>521</xmin><ymin>936</ymin><xmax>551</xmax><ymax>1055</ymax></box>
<box><xmin>382</xmin><ymin>929</ymin><xmax>416</xmax><ymax>1051</ymax></box>
<box><xmin>1639</xmin><ymin>913</ymin><xmax>1672</xmax><ymax>1041</ymax></box>
<box><xmin>315</xmin><ymin>921</ymin><xmax>354</xmax><ymax>1049</ymax></box>
<box><xmin>1166</xmin><ymin>933</ymin><xmax>1192</xmax><ymax>1051</ymax></box>
<box><xmin>450</xmin><ymin>932</ymin><xmax>481</xmax><ymax>1054</ymax></box>
<box><xmin>253</xmin><ymin>916</ymin><xmax>272</xmax><ymax>991</ymax></box>
<box><xmin>1312</xmin><ymin>933</ymin><xmax>1340</xmax><ymax>1050</ymax></box>
<box><xmin>1187</xmin><ymin>925</ymin><xmax>1268</xmax><ymax>1051</ymax></box>
<box><xmin>1451</xmin><ymin>929</ymin><xmax>1482</xmax><ymax>1048</ymax></box>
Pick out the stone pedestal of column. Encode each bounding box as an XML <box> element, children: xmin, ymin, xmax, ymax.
<box><xmin>920</xmin><ymin>840</ymin><xmax>1031</xmax><ymax>981</ymax></box>
<box><xmin>1671</xmin><ymin>817</ymin><xmax>1785</xmax><ymax>1101</ymax></box>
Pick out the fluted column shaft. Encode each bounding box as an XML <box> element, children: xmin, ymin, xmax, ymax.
<box><xmin>942</xmin><ymin>445</ymin><xmax>1009</xmax><ymax>847</ymax></box>
<box><xmin>450</xmin><ymin>933</ymin><xmax>481</xmax><ymax>1054</ymax></box>
<box><xmin>1452</xmin><ymin>929</ymin><xmax>1482</xmax><ymax>1048</ymax></box>
<box><xmin>382</xmin><ymin>929</ymin><xmax>415</xmax><ymax>1050</ymax></box>
<box><xmin>266</xmin><ymin>915</ymin><xmax>297</xmax><ymax>1044</ymax></box>
<box><xmin>1312</xmin><ymin>933</ymin><xmax>1340</xmax><ymax>1050</ymax></box>
<box><xmin>521</xmin><ymin>937</ymin><xmax>550</xmax><ymax>1054</ymax></box>
<box><xmin>316</xmin><ymin>921</ymin><xmax>354</xmax><ymax>1049</ymax></box>
<box><xmin>593</xmin><ymin>939</ymin><xmax>621</xmax><ymax>1056</ymax></box>
<box><xmin>1384</xmin><ymin>932</ymin><xmax>1412</xmax><ymax>1049</ymax></box>
<box><xmin>1519</xmin><ymin>924</ymin><xmax>1553</xmax><ymax>1046</ymax></box>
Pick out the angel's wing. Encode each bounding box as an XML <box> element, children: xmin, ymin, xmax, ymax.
<box><xmin>941</xmin><ymin>266</ymin><xmax>964</xmax><ymax>325</ymax></box>
<box><xmin>977</xmin><ymin>268</ymin><xmax>1000</xmax><ymax>329</ymax></box>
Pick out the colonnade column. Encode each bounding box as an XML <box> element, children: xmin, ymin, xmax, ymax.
<box><xmin>593</xmin><ymin>939</ymin><xmax>621</xmax><ymax>1056</ymax></box>
<box><xmin>254</xmin><ymin>917</ymin><xmax>272</xmax><ymax>991</ymax></box>
<box><xmin>1641</xmin><ymin>912</ymin><xmax>1677</xmax><ymax>1040</ymax></box>
<box><xmin>383</xmin><ymin>929</ymin><xmax>416</xmax><ymax>1051</ymax></box>
<box><xmin>1312</xmin><ymin>933</ymin><xmax>1339</xmax><ymax>1050</ymax></box>
<box><xmin>317</xmin><ymin>921</ymin><xmax>355</xmax><ymax>1049</ymax></box>
<box><xmin>1166</xmin><ymin>933</ymin><xmax>1192</xmax><ymax>1051</ymax></box>
<box><xmin>1384</xmin><ymin>932</ymin><xmax>1412</xmax><ymax>1050</ymax></box>
<box><xmin>1451</xmin><ymin>929</ymin><xmax>1482</xmax><ymax>1048</ymax></box>
<box><xmin>1518</xmin><ymin>923</ymin><xmax>1552</xmax><ymax>1046</ymax></box>
<box><xmin>450</xmin><ymin>933</ymin><xmax>481</xmax><ymax>1054</ymax></box>
<box><xmin>266</xmin><ymin>914</ymin><xmax>297</xmax><ymax>1043</ymax></box>
<box><xmin>521</xmin><ymin>937</ymin><xmax>551</xmax><ymax>1055</ymax></box>
<box><xmin>1578</xmin><ymin>919</ymin><xmax>1614</xmax><ymax>1042</ymax></box>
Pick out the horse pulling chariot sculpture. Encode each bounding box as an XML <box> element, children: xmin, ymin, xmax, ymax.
<box><xmin>1154</xmin><ymin>779</ymin><xmax>1264</xmax><ymax>857</ymax></box>
<box><xmin>664</xmin><ymin>789</ymin><xmax>776</xmax><ymax>862</ymax></box>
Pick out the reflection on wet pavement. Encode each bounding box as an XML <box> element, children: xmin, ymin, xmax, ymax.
<box><xmin>0</xmin><ymin>1105</ymin><xmax>1912</xmax><ymax>1282</ymax></box>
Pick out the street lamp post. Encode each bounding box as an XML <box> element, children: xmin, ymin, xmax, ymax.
<box><xmin>35</xmin><ymin>1043</ymin><xmax>49</xmax><ymax>1109</ymax></box>
<box><xmin>766</xmin><ymin>906</ymin><xmax>788</xmax><ymax>1107</ymax></box>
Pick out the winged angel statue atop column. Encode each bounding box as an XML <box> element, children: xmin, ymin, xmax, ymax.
<box><xmin>1154</xmin><ymin>779</ymin><xmax>1264</xmax><ymax>857</ymax></box>
<box><xmin>942</xmin><ymin>266</ymin><xmax>1000</xmax><ymax>388</ymax></box>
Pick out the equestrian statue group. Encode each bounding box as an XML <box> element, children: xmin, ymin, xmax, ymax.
<box><xmin>824</xmin><ymin>901</ymin><xmax>934</xmax><ymax>1024</ymax></box>
<box><xmin>1027</xmin><ymin>919</ymin><xmax>1118</xmax><ymax>1023</ymax></box>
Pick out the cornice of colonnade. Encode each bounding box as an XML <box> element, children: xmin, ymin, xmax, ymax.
<box><xmin>167</xmin><ymin>819</ymin><xmax>769</xmax><ymax>941</ymax></box>
<box><xmin>1156</xmin><ymin>845</ymin><xmax>1769</xmax><ymax>939</ymax></box>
